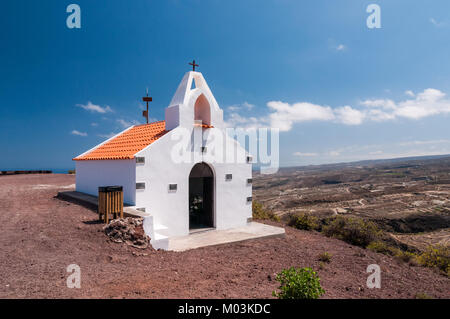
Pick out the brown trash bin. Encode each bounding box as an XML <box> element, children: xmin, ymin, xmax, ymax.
<box><xmin>98</xmin><ymin>186</ymin><xmax>123</xmax><ymax>223</ymax></box>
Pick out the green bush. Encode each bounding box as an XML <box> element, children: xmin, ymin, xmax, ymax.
<box><xmin>395</xmin><ymin>250</ymin><xmax>418</xmax><ymax>264</ymax></box>
<box><xmin>288</xmin><ymin>213</ymin><xmax>319</xmax><ymax>231</ymax></box>
<box><xmin>418</xmin><ymin>245</ymin><xmax>450</xmax><ymax>276</ymax></box>
<box><xmin>272</xmin><ymin>267</ymin><xmax>325</xmax><ymax>299</ymax></box>
<box><xmin>322</xmin><ymin>216</ymin><xmax>382</xmax><ymax>248</ymax></box>
<box><xmin>252</xmin><ymin>201</ymin><xmax>280</xmax><ymax>222</ymax></box>
<box><xmin>367</xmin><ymin>241</ymin><xmax>418</xmax><ymax>264</ymax></box>
<box><xmin>318</xmin><ymin>252</ymin><xmax>332</xmax><ymax>263</ymax></box>
<box><xmin>367</xmin><ymin>241</ymin><xmax>398</xmax><ymax>255</ymax></box>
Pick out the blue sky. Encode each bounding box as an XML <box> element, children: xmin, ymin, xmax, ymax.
<box><xmin>1</xmin><ymin>0</ymin><xmax>450</xmax><ymax>170</ymax></box>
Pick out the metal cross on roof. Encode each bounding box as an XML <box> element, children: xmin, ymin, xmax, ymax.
<box><xmin>189</xmin><ymin>59</ymin><xmax>199</xmax><ymax>71</ymax></box>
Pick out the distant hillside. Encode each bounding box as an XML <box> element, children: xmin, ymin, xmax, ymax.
<box><xmin>273</xmin><ymin>154</ymin><xmax>450</xmax><ymax>173</ymax></box>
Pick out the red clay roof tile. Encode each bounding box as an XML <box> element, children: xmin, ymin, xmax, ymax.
<box><xmin>73</xmin><ymin>121</ymin><xmax>168</xmax><ymax>161</ymax></box>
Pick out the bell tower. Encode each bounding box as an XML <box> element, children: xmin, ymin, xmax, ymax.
<box><xmin>165</xmin><ymin>62</ymin><xmax>224</xmax><ymax>131</ymax></box>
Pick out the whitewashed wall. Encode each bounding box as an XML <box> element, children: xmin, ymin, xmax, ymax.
<box><xmin>135</xmin><ymin>126</ymin><xmax>252</xmax><ymax>238</ymax></box>
<box><xmin>75</xmin><ymin>159</ymin><xmax>136</xmax><ymax>205</ymax></box>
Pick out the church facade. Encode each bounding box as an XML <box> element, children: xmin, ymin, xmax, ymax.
<box><xmin>74</xmin><ymin>70</ymin><xmax>253</xmax><ymax>249</ymax></box>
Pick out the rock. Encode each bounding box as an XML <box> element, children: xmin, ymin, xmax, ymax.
<box><xmin>103</xmin><ymin>217</ymin><xmax>151</xmax><ymax>249</ymax></box>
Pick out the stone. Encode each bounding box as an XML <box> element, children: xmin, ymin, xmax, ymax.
<box><xmin>103</xmin><ymin>217</ymin><xmax>151</xmax><ymax>249</ymax></box>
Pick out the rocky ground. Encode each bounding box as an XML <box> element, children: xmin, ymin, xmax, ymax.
<box><xmin>0</xmin><ymin>174</ymin><xmax>448</xmax><ymax>298</ymax></box>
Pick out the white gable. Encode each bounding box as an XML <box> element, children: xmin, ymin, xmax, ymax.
<box><xmin>165</xmin><ymin>71</ymin><xmax>224</xmax><ymax>130</ymax></box>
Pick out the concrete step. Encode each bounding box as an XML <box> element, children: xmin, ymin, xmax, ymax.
<box><xmin>152</xmin><ymin>223</ymin><xmax>171</xmax><ymax>237</ymax></box>
<box><xmin>151</xmin><ymin>232</ymin><xmax>169</xmax><ymax>250</ymax></box>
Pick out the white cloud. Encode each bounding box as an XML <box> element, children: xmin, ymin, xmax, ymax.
<box><xmin>336</xmin><ymin>44</ymin><xmax>347</xmax><ymax>51</ymax></box>
<box><xmin>98</xmin><ymin>132</ymin><xmax>117</xmax><ymax>139</ymax></box>
<box><xmin>267</xmin><ymin>101</ymin><xmax>335</xmax><ymax>131</ymax></box>
<box><xmin>71</xmin><ymin>130</ymin><xmax>87</xmax><ymax>137</ymax></box>
<box><xmin>335</xmin><ymin>106</ymin><xmax>365</xmax><ymax>125</ymax></box>
<box><xmin>117</xmin><ymin>119</ymin><xmax>140</xmax><ymax>128</ymax></box>
<box><xmin>360</xmin><ymin>99</ymin><xmax>396</xmax><ymax>109</ymax></box>
<box><xmin>224</xmin><ymin>112</ymin><xmax>268</xmax><ymax>129</ymax></box>
<box><xmin>366</xmin><ymin>108</ymin><xmax>396</xmax><ymax>122</ymax></box>
<box><xmin>76</xmin><ymin>101</ymin><xmax>113</xmax><ymax>113</ymax></box>
<box><xmin>91</xmin><ymin>122</ymin><xmax>98</xmax><ymax>127</ymax></box>
<box><xmin>227</xmin><ymin>101</ymin><xmax>255</xmax><ymax>112</ymax></box>
<box><xmin>361</xmin><ymin>88</ymin><xmax>450</xmax><ymax>120</ymax></box>
<box><xmin>430</xmin><ymin>18</ymin><xmax>446</xmax><ymax>27</ymax></box>
<box><xmin>393</xmin><ymin>88</ymin><xmax>450</xmax><ymax>119</ymax></box>
<box><xmin>293</xmin><ymin>152</ymin><xmax>318</xmax><ymax>157</ymax></box>
<box><xmin>398</xmin><ymin>139</ymin><xmax>450</xmax><ymax>146</ymax></box>
<box><xmin>405</xmin><ymin>90</ymin><xmax>415</xmax><ymax>97</ymax></box>
<box><xmin>224</xmin><ymin>88</ymin><xmax>450</xmax><ymax>131</ymax></box>
<box><xmin>328</xmin><ymin>151</ymin><xmax>341</xmax><ymax>157</ymax></box>
<box><xmin>242</xmin><ymin>102</ymin><xmax>255</xmax><ymax>109</ymax></box>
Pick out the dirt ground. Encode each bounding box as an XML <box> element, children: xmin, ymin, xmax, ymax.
<box><xmin>0</xmin><ymin>174</ymin><xmax>448</xmax><ymax>299</ymax></box>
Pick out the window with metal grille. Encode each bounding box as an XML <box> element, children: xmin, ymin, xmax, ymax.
<box><xmin>135</xmin><ymin>157</ymin><xmax>145</xmax><ymax>164</ymax></box>
<box><xmin>247</xmin><ymin>196</ymin><xmax>252</xmax><ymax>203</ymax></box>
<box><xmin>169</xmin><ymin>184</ymin><xmax>177</xmax><ymax>191</ymax></box>
<box><xmin>225</xmin><ymin>174</ymin><xmax>232</xmax><ymax>181</ymax></box>
<box><xmin>247</xmin><ymin>178</ymin><xmax>253</xmax><ymax>184</ymax></box>
<box><xmin>136</xmin><ymin>182</ymin><xmax>145</xmax><ymax>190</ymax></box>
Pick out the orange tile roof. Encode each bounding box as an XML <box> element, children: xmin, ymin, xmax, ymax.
<box><xmin>74</xmin><ymin>121</ymin><xmax>168</xmax><ymax>161</ymax></box>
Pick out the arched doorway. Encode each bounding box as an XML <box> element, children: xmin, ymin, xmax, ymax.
<box><xmin>189</xmin><ymin>162</ymin><xmax>214</xmax><ymax>231</ymax></box>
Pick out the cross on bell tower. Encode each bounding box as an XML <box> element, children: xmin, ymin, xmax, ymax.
<box><xmin>189</xmin><ymin>59</ymin><xmax>199</xmax><ymax>71</ymax></box>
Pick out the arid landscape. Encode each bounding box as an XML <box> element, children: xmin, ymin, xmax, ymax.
<box><xmin>254</xmin><ymin>155</ymin><xmax>450</xmax><ymax>251</ymax></box>
<box><xmin>0</xmin><ymin>155</ymin><xmax>449</xmax><ymax>299</ymax></box>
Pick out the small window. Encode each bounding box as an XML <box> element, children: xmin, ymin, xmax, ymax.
<box><xmin>247</xmin><ymin>217</ymin><xmax>253</xmax><ymax>223</ymax></box>
<box><xmin>169</xmin><ymin>184</ymin><xmax>177</xmax><ymax>191</ymax></box>
<box><xmin>247</xmin><ymin>178</ymin><xmax>253</xmax><ymax>184</ymax></box>
<box><xmin>136</xmin><ymin>182</ymin><xmax>145</xmax><ymax>190</ymax></box>
<box><xmin>246</xmin><ymin>156</ymin><xmax>253</xmax><ymax>163</ymax></box>
<box><xmin>247</xmin><ymin>196</ymin><xmax>253</xmax><ymax>203</ymax></box>
<box><xmin>201</xmin><ymin>146</ymin><xmax>207</xmax><ymax>153</ymax></box>
<box><xmin>136</xmin><ymin>157</ymin><xmax>145</xmax><ymax>164</ymax></box>
<box><xmin>225</xmin><ymin>174</ymin><xmax>232</xmax><ymax>181</ymax></box>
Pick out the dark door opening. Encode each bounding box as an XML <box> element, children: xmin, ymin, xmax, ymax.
<box><xmin>189</xmin><ymin>162</ymin><xmax>214</xmax><ymax>230</ymax></box>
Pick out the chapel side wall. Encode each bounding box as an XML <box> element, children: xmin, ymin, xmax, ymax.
<box><xmin>75</xmin><ymin>159</ymin><xmax>136</xmax><ymax>205</ymax></box>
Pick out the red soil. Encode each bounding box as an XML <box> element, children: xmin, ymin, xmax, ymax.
<box><xmin>0</xmin><ymin>174</ymin><xmax>448</xmax><ymax>298</ymax></box>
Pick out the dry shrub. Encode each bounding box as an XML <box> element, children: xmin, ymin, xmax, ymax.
<box><xmin>322</xmin><ymin>216</ymin><xmax>382</xmax><ymax>248</ymax></box>
<box><xmin>367</xmin><ymin>241</ymin><xmax>418</xmax><ymax>264</ymax></box>
<box><xmin>318</xmin><ymin>252</ymin><xmax>332</xmax><ymax>263</ymax></box>
<box><xmin>288</xmin><ymin>213</ymin><xmax>319</xmax><ymax>231</ymax></box>
<box><xmin>418</xmin><ymin>245</ymin><xmax>450</xmax><ymax>276</ymax></box>
<box><xmin>252</xmin><ymin>201</ymin><xmax>280</xmax><ymax>222</ymax></box>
